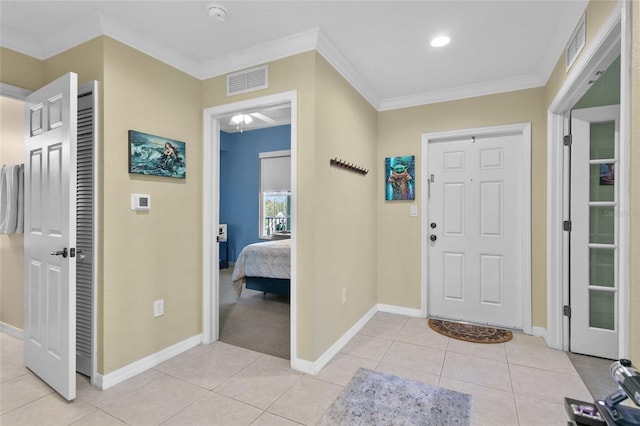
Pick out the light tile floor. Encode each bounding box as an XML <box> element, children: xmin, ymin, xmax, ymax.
<box><xmin>1</xmin><ymin>312</ymin><xmax>593</xmax><ymax>425</ymax></box>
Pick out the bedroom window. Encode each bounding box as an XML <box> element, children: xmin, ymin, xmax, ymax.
<box><xmin>262</xmin><ymin>191</ymin><xmax>291</xmax><ymax>238</ymax></box>
<box><xmin>259</xmin><ymin>150</ymin><xmax>291</xmax><ymax>239</ymax></box>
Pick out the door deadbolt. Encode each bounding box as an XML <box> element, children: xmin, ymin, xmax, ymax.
<box><xmin>430</xmin><ymin>222</ymin><xmax>437</xmax><ymax>229</ymax></box>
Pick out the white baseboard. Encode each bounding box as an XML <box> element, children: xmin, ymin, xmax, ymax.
<box><xmin>0</xmin><ymin>322</ymin><xmax>23</xmax><ymax>340</ymax></box>
<box><xmin>291</xmin><ymin>305</ymin><xmax>378</xmax><ymax>375</ymax></box>
<box><xmin>531</xmin><ymin>326</ymin><xmax>546</xmax><ymax>338</ymax></box>
<box><xmin>95</xmin><ymin>334</ymin><xmax>202</xmax><ymax>390</ymax></box>
<box><xmin>290</xmin><ymin>303</ymin><xmax>425</xmax><ymax>375</ymax></box>
<box><xmin>376</xmin><ymin>304</ymin><xmax>424</xmax><ymax>318</ymax></box>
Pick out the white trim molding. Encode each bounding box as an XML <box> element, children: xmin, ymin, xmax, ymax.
<box><xmin>376</xmin><ymin>304</ymin><xmax>423</xmax><ymax>318</ymax></box>
<box><xmin>0</xmin><ymin>322</ymin><xmax>24</xmax><ymax>340</ymax></box>
<box><xmin>546</xmin><ymin>1</ymin><xmax>628</xmax><ymax>356</ymax></box>
<box><xmin>202</xmin><ymin>90</ymin><xmax>298</xmax><ymax>364</ymax></box>
<box><xmin>0</xmin><ymin>83</ymin><xmax>31</xmax><ymax>99</ymax></box>
<box><xmin>95</xmin><ymin>334</ymin><xmax>202</xmax><ymax>390</ymax></box>
<box><xmin>291</xmin><ymin>305</ymin><xmax>377</xmax><ymax>375</ymax></box>
<box><xmin>421</xmin><ymin>123</ymin><xmax>533</xmax><ymax>334</ymax></box>
<box><xmin>291</xmin><ymin>303</ymin><xmax>421</xmax><ymax>375</ymax></box>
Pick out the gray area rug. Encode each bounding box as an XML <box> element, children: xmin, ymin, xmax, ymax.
<box><xmin>218</xmin><ymin>267</ymin><xmax>290</xmax><ymax>359</ymax></box>
<box><xmin>567</xmin><ymin>352</ymin><xmax>618</xmax><ymax>400</ymax></box>
<box><xmin>318</xmin><ymin>369</ymin><xmax>471</xmax><ymax>426</ymax></box>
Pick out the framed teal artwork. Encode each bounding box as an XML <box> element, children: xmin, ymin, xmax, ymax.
<box><xmin>385</xmin><ymin>155</ymin><xmax>415</xmax><ymax>200</ymax></box>
<box><xmin>128</xmin><ymin>130</ymin><xmax>186</xmax><ymax>179</ymax></box>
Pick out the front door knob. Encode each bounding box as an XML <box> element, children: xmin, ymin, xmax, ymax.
<box><xmin>430</xmin><ymin>235</ymin><xmax>437</xmax><ymax>242</ymax></box>
<box><xmin>50</xmin><ymin>248</ymin><xmax>68</xmax><ymax>258</ymax></box>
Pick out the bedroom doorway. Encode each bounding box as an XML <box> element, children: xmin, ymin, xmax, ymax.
<box><xmin>202</xmin><ymin>91</ymin><xmax>298</xmax><ymax>364</ymax></box>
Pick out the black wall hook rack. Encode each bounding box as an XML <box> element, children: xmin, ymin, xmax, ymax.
<box><xmin>330</xmin><ymin>158</ymin><xmax>369</xmax><ymax>175</ymax></box>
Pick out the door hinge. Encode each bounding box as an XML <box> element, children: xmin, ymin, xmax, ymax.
<box><xmin>563</xmin><ymin>220</ymin><xmax>572</xmax><ymax>232</ymax></box>
<box><xmin>563</xmin><ymin>135</ymin><xmax>572</xmax><ymax>146</ymax></box>
<box><xmin>563</xmin><ymin>305</ymin><xmax>571</xmax><ymax>318</ymax></box>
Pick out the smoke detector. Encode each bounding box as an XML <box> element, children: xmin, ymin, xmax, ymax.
<box><xmin>207</xmin><ymin>3</ymin><xmax>228</xmax><ymax>21</ymax></box>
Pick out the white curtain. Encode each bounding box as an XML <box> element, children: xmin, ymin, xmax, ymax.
<box><xmin>0</xmin><ymin>164</ymin><xmax>24</xmax><ymax>234</ymax></box>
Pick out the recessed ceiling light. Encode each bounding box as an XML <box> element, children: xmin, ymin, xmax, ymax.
<box><xmin>430</xmin><ymin>35</ymin><xmax>450</xmax><ymax>48</ymax></box>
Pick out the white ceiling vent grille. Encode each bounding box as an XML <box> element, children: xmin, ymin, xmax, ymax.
<box><xmin>566</xmin><ymin>13</ymin><xmax>586</xmax><ymax>71</ymax></box>
<box><xmin>227</xmin><ymin>65</ymin><xmax>268</xmax><ymax>96</ymax></box>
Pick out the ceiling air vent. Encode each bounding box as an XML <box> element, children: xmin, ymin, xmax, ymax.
<box><xmin>227</xmin><ymin>65</ymin><xmax>268</xmax><ymax>96</ymax></box>
<box><xmin>566</xmin><ymin>13</ymin><xmax>586</xmax><ymax>71</ymax></box>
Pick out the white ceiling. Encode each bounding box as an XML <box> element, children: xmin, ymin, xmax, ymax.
<box><xmin>1</xmin><ymin>1</ymin><xmax>588</xmax><ymax>112</ymax></box>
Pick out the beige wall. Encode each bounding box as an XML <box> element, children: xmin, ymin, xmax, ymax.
<box><xmin>377</xmin><ymin>88</ymin><xmax>548</xmax><ymax>326</ymax></box>
<box><xmin>202</xmin><ymin>51</ymin><xmax>379</xmax><ymax>360</ymax></box>
<box><xmin>629</xmin><ymin>0</ymin><xmax>639</xmax><ymax>363</ymax></box>
<box><xmin>0</xmin><ymin>96</ymin><xmax>26</xmax><ymax>329</ymax></box>
<box><xmin>0</xmin><ymin>47</ymin><xmax>45</xmax><ymax>91</ymax></box>
<box><xmin>100</xmin><ymin>38</ymin><xmax>202</xmax><ymax>374</ymax></box>
<box><xmin>202</xmin><ymin>52</ymin><xmax>320</xmax><ymax>359</ymax></box>
<box><xmin>312</xmin><ymin>55</ymin><xmax>378</xmax><ymax>356</ymax></box>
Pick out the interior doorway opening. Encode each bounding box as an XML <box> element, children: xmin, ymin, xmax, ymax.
<box><xmin>202</xmin><ymin>91</ymin><xmax>298</xmax><ymax>365</ymax></box>
<box><xmin>217</xmin><ymin>105</ymin><xmax>292</xmax><ymax>359</ymax></box>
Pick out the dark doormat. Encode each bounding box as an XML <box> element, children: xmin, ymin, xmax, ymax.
<box><xmin>428</xmin><ymin>318</ymin><xmax>513</xmax><ymax>343</ymax></box>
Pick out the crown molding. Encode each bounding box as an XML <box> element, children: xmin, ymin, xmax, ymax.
<box><xmin>99</xmin><ymin>12</ymin><xmax>202</xmax><ymax>79</ymax></box>
<box><xmin>315</xmin><ymin>29</ymin><xmax>381</xmax><ymax>110</ymax></box>
<box><xmin>1</xmin><ymin>12</ymin><xmax>563</xmax><ymax>112</ymax></box>
<box><xmin>378</xmin><ymin>73</ymin><xmax>545</xmax><ymax>111</ymax></box>
<box><xmin>198</xmin><ymin>27</ymin><xmax>319</xmax><ymax>80</ymax></box>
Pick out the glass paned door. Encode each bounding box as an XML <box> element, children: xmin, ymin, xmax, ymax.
<box><xmin>569</xmin><ymin>105</ymin><xmax>619</xmax><ymax>359</ymax></box>
<box><xmin>587</xmin><ymin>121</ymin><xmax>616</xmax><ymax>330</ymax></box>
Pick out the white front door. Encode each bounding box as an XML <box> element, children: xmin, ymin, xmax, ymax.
<box><xmin>23</xmin><ymin>73</ymin><xmax>78</xmax><ymax>401</ymax></box>
<box><xmin>569</xmin><ymin>105</ymin><xmax>620</xmax><ymax>359</ymax></box>
<box><xmin>427</xmin><ymin>131</ymin><xmax>524</xmax><ymax>329</ymax></box>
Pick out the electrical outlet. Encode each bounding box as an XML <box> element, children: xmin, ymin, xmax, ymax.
<box><xmin>154</xmin><ymin>299</ymin><xmax>164</xmax><ymax>317</ymax></box>
<box><xmin>341</xmin><ymin>288</ymin><xmax>347</xmax><ymax>304</ymax></box>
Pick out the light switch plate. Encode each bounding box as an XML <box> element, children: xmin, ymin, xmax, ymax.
<box><xmin>410</xmin><ymin>205</ymin><xmax>418</xmax><ymax>216</ymax></box>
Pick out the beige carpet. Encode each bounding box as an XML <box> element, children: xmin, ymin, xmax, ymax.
<box><xmin>218</xmin><ymin>267</ymin><xmax>290</xmax><ymax>359</ymax></box>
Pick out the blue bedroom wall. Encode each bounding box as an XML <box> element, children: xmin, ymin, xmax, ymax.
<box><xmin>220</xmin><ymin>124</ymin><xmax>291</xmax><ymax>262</ymax></box>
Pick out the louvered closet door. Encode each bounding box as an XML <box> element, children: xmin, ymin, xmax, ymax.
<box><xmin>76</xmin><ymin>89</ymin><xmax>95</xmax><ymax>377</ymax></box>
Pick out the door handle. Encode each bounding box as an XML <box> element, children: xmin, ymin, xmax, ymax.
<box><xmin>430</xmin><ymin>235</ymin><xmax>437</xmax><ymax>242</ymax></box>
<box><xmin>50</xmin><ymin>248</ymin><xmax>68</xmax><ymax>258</ymax></box>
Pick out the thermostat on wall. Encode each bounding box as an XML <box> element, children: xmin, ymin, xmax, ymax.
<box><xmin>131</xmin><ymin>193</ymin><xmax>151</xmax><ymax>211</ymax></box>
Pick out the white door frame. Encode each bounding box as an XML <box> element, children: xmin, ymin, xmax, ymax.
<box><xmin>545</xmin><ymin>3</ymin><xmax>630</xmax><ymax>355</ymax></box>
<box><xmin>202</xmin><ymin>91</ymin><xmax>298</xmax><ymax>364</ymax></box>
<box><xmin>421</xmin><ymin>123</ymin><xmax>532</xmax><ymax>334</ymax></box>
